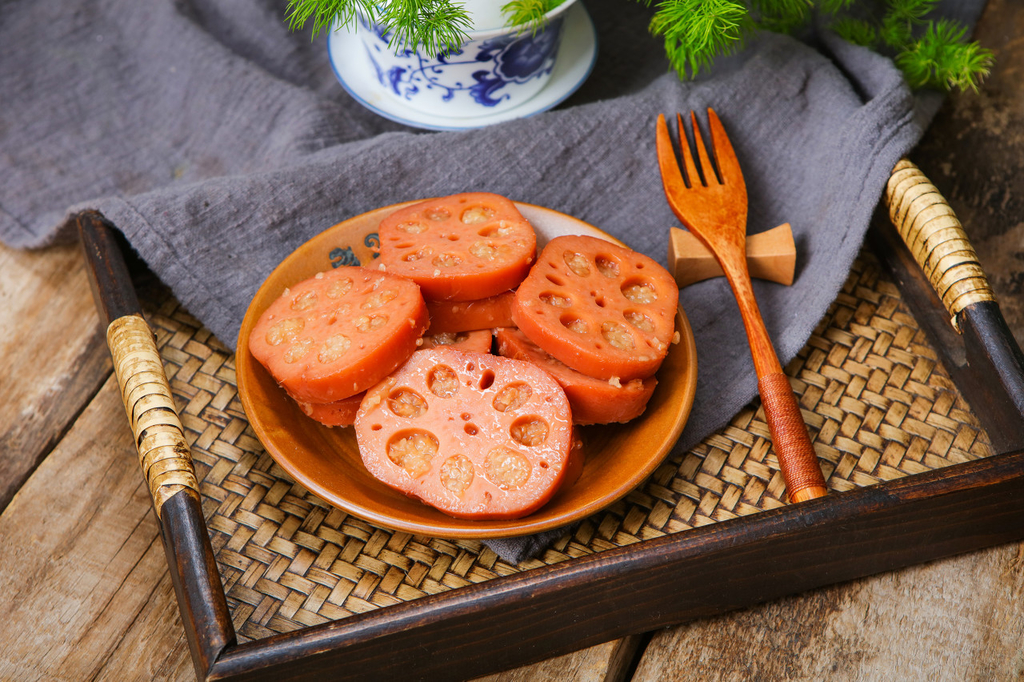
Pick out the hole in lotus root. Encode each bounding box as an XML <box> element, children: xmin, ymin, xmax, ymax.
<box><xmin>326</xmin><ymin>277</ymin><xmax>353</xmax><ymax>299</ymax></box>
<box><xmin>621</xmin><ymin>279</ymin><xmax>657</xmax><ymax>304</ymax></box>
<box><xmin>624</xmin><ymin>310</ymin><xmax>655</xmax><ymax>332</ymax></box>
<box><xmin>440</xmin><ymin>454</ymin><xmax>475</xmax><ymax>496</ymax></box>
<box><xmin>403</xmin><ymin>247</ymin><xmax>433</xmax><ymax>262</ymax></box>
<box><xmin>510</xmin><ymin>416</ymin><xmax>549</xmax><ymax>447</ymax></box>
<box><xmin>464</xmin><ymin>423</ymin><xmax>478</xmax><ymax>436</ymax></box>
<box><xmin>432</xmin><ymin>253</ymin><xmax>462</xmax><ymax>268</ymax></box>
<box><xmin>265</xmin><ymin>318</ymin><xmax>304</xmax><ymax>346</ymax></box>
<box><xmin>387</xmin><ymin>388</ymin><xmax>428</xmax><ymax>418</ymax></box>
<box><xmin>563</xmin><ymin>251</ymin><xmax>590</xmax><ymax>277</ymax></box>
<box><xmin>386</xmin><ymin>431</ymin><xmax>438</xmax><ymax>479</ymax></box>
<box><xmin>601</xmin><ymin>321</ymin><xmax>635</xmax><ymax>350</ymax></box>
<box><xmin>596</xmin><ymin>256</ymin><xmax>620</xmax><ymax>278</ymax></box>
<box><xmin>492</xmin><ymin>383</ymin><xmax>532</xmax><ymax>412</ymax></box>
<box><xmin>478</xmin><ymin>221</ymin><xmax>516</xmax><ymax>238</ymax></box>
<box><xmin>479</xmin><ymin>369</ymin><xmax>495</xmax><ymax>390</ymax></box>
<box><xmin>485</xmin><ymin>447</ymin><xmax>531</xmax><ymax>489</ymax></box>
<box><xmin>539</xmin><ymin>292</ymin><xmax>572</xmax><ymax>308</ymax></box>
<box><xmin>291</xmin><ymin>290</ymin><xmax>318</xmax><ymax>311</ymax></box>
<box><xmin>318</xmin><ymin>334</ymin><xmax>351</xmax><ymax>363</ymax></box>
<box><xmin>284</xmin><ymin>337</ymin><xmax>314</xmax><ymax>364</ymax></box>
<box><xmin>461</xmin><ymin>206</ymin><xmax>496</xmax><ymax>224</ymax></box>
<box><xmin>362</xmin><ymin>289</ymin><xmax>398</xmax><ymax>310</ymax></box>
<box><xmin>397</xmin><ymin>221</ymin><xmax>428</xmax><ymax>234</ymax></box>
<box><xmin>355</xmin><ymin>314</ymin><xmax>388</xmax><ymax>332</ymax></box>
<box><xmin>469</xmin><ymin>240</ymin><xmax>503</xmax><ymax>261</ymax></box>
<box><xmin>424</xmin><ymin>207</ymin><xmax>450</xmax><ymax>221</ymax></box>
<box><xmin>560</xmin><ymin>315</ymin><xmax>588</xmax><ymax>334</ymax></box>
<box><xmin>428</xmin><ymin>365</ymin><xmax>459</xmax><ymax>398</ymax></box>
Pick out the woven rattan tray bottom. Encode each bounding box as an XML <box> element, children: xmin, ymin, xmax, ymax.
<box><xmin>149</xmin><ymin>249</ymin><xmax>992</xmax><ymax>643</ymax></box>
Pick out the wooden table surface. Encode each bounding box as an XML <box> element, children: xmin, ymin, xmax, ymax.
<box><xmin>3</xmin><ymin>1</ymin><xmax>1023</xmax><ymax>679</ymax></box>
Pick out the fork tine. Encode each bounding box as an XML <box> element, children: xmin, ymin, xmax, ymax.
<box><xmin>689</xmin><ymin>111</ymin><xmax>719</xmax><ymax>186</ymax></box>
<box><xmin>655</xmin><ymin>114</ymin><xmax>687</xmax><ymax>195</ymax></box>
<box><xmin>706</xmin><ymin>108</ymin><xmax>744</xmax><ymax>188</ymax></box>
<box><xmin>675</xmin><ymin>113</ymin><xmax>701</xmax><ymax>188</ymax></box>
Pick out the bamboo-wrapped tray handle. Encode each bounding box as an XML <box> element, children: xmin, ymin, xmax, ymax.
<box><xmin>882</xmin><ymin>159</ymin><xmax>1024</xmax><ymax>452</ymax></box>
<box><xmin>78</xmin><ymin>211</ymin><xmax>201</xmax><ymax>516</ymax></box>
<box><xmin>885</xmin><ymin>159</ymin><xmax>996</xmax><ymax>330</ymax></box>
<box><xmin>107</xmin><ymin>314</ymin><xmax>199</xmax><ymax>515</ymax></box>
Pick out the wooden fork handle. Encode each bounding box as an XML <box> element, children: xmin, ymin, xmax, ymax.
<box><xmin>714</xmin><ymin>250</ymin><xmax>828</xmax><ymax>502</ymax></box>
<box><xmin>759</xmin><ymin>372</ymin><xmax>828</xmax><ymax>502</ymax></box>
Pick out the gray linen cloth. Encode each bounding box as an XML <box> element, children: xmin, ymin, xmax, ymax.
<box><xmin>0</xmin><ymin>0</ymin><xmax>982</xmax><ymax>562</ymax></box>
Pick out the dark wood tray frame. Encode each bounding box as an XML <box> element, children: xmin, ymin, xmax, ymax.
<box><xmin>78</xmin><ymin>207</ymin><xmax>1024</xmax><ymax>682</ymax></box>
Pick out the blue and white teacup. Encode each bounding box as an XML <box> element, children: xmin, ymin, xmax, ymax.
<box><xmin>357</xmin><ymin>0</ymin><xmax>576</xmax><ymax>118</ymax></box>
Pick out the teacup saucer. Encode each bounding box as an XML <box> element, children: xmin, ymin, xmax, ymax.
<box><xmin>327</xmin><ymin>3</ymin><xmax>597</xmax><ymax>131</ymax></box>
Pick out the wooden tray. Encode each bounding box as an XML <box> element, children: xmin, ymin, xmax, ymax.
<box><xmin>77</xmin><ymin>160</ymin><xmax>1024</xmax><ymax>681</ymax></box>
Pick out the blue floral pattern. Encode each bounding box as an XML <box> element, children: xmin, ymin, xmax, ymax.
<box><xmin>364</xmin><ymin>232</ymin><xmax>380</xmax><ymax>255</ymax></box>
<box><xmin>329</xmin><ymin>245</ymin><xmax>359</xmax><ymax>268</ymax></box>
<box><xmin>359</xmin><ymin>15</ymin><xmax>565</xmax><ymax>109</ymax></box>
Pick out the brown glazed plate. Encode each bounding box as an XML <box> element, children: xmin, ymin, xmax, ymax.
<box><xmin>236</xmin><ymin>201</ymin><xmax>698</xmax><ymax>538</ymax></box>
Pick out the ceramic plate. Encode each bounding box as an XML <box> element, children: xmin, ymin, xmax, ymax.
<box><xmin>236</xmin><ymin>201</ymin><xmax>698</xmax><ymax>538</ymax></box>
<box><xmin>326</xmin><ymin>3</ymin><xmax>598</xmax><ymax>131</ymax></box>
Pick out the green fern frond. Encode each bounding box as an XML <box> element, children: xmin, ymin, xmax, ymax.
<box><xmin>879</xmin><ymin>0</ymin><xmax>935</xmax><ymax>48</ymax></box>
<box><xmin>286</xmin><ymin>0</ymin><xmax>474</xmax><ymax>53</ymax></box>
<box><xmin>501</xmin><ymin>0</ymin><xmax>565</xmax><ymax>34</ymax></box>
<box><xmin>831</xmin><ymin>17</ymin><xmax>877</xmax><ymax>47</ymax></box>
<box><xmin>286</xmin><ymin>0</ymin><xmax>376</xmax><ymax>36</ymax></box>
<box><xmin>379</xmin><ymin>0</ymin><xmax>474</xmax><ymax>54</ymax></box>
<box><xmin>887</xmin><ymin>0</ymin><xmax>937</xmax><ymax>23</ymax></box>
<box><xmin>895</xmin><ymin>18</ymin><xmax>994</xmax><ymax>91</ymax></box>
<box><xmin>879</xmin><ymin>13</ymin><xmax>911</xmax><ymax>48</ymax></box>
<box><xmin>749</xmin><ymin>0</ymin><xmax>811</xmax><ymax>34</ymax></box>
<box><xmin>650</xmin><ymin>0</ymin><xmax>753</xmax><ymax>78</ymax></box>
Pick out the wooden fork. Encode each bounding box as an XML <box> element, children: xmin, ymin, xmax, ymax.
<box><xmin>656</xmin><ymin>109</ymin><xmax>828</xmax><ymax>502</ymax></box>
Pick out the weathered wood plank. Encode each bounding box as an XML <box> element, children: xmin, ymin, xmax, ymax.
<box><xmin>0</xmin><ymin>241</ymin><xmax>111</xmax><ymax>511</ymax></box>
<box><xmin>0</xmin><ymin>376</ymin><xmax>192</xmax><ymax>681</ymax></box>
<box><xmin>633</xmin><ymin>543</ymin><xmax>1024</xmax><ymax>680</ymax></box>
<box><xmin>93</xmin><ymin>570</ymin><xmax>197</xmax><ymax>681</ymax></box>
